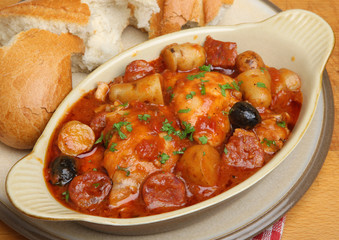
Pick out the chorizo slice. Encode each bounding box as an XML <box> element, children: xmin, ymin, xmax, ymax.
<box><xmin>68</xmin><ymin>171</ymin><xmax>112</xmax><ymax>210</ymax></box>
<box><xmin>124</xmin><ymin>60</ymin><xmax>155</xmax><ymax>83</ymax></box>
<box><xmin>223</xmin><ymin>128</ymin><xmax>265</xmax><ymax>169</ymax></box>
<box><xmin>142</xmin><ymin>172</ymin><xmax>187</xmax><ymax>212</ymax></box>
<box><xmin>204</xmin><ymin>35</ymin><xmax>237</xmax><ymax>69</ymax></box>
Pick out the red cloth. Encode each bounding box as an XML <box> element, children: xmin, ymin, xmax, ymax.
<box><xmin>252</xmin><ymin>215</ymin><xmax>286</xmax><ymax>240</ymax></box>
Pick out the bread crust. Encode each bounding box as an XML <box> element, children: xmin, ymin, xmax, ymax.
<box><xmin>0</xmin><ymin>0</ymin><xmax>21</xmax><ymax>9</ymax></box>
<box><xmin>0</xmin><ymin>0</ymin><xmax>90</xmax><ymax>25</ymax></box>
<box><xmin>149</xmin><ymin>0</ymin><xmax>234</xmax><ymax>38</ymax></box>
<box><xmin>0</xmin><ymin>29</ymin><xmax>84</xmax><ymax>149</ymax></box>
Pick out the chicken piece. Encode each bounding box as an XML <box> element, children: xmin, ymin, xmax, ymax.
<box><xmin>102</xmin><ymin>102</ymin><xmax>190</xmax><ymax>209</ymax></box>
<box><xmin>253</xmin><ymin>114</ymin><xmax>290</xmax><ymax>155</ymax></box>
<box><xmin>94</xmin><ymin>82</ymin><xmax>109</xmax><ymax>102</ymax></box>
<box><xmin>171</xmin><ymin>71</ymin><xmax>242</xmax><ymax>147</ymax></box>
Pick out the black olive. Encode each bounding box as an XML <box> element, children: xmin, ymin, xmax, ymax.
<box><xmin>229</xmin><ymin>101</ymin><xmax>261</xmax><ymax>130</ymax></box>
<box><xmin>50</xmin><ymin>156</ymin><xmax>77</xmax><ymax>186</ymax></box>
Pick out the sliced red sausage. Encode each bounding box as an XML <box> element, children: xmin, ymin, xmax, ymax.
<box><xmin>204</xmin><ymin>35</ymin><xmax>237</xmax><ymax>69</ymax></box>
<box><xmin>68</xmin><ymin>171</ymin><xmax>112</xmax><ymax>210</ymax></box>
<box><xmin>222</xmin><ymin>128</ymin><xmax>265</xmax><ymax>169</ymax></box>
<box><xmin>142</xmin><ymin>172</ymin><xmax>187</xmax><ymax>212</ymax></box>
<box><xmin>124</xmin><ymin>60</ymin><xmax>155</xmax><ymax>83</ymax></box>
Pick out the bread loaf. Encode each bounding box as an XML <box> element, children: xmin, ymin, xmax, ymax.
<box><xmin>0</xmin><ymin>29</ymin><xmax>84</xmax><ymax>149</ymax></box>
<box><xmin>0</xmin><ymin>0</ymin><xmax>131</xmax><ymax>72</ymax></box>
<box><xmin>147</xmin><ymin>0</ymin><xmax>234</xmax><ymax>38</ymax></box>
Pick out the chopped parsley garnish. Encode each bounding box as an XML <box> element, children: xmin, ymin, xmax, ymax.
<box><xmin>178</xmin><ymin>108</ymin><xmax>191</xmax><ymax>113</ymax></box>
<box><xmin>104</xmin><ymin>129</ymin><xmax>114</xmax><ymax>148</ymax></box>
<box><xmin>224</xmin><ymin>147</ymin><xmax>228</xmax><ymax>155</ymax></box>
<box><xmin>163</xmin><ymin>135</ymin><xmax>173</xmax><ymax>141</ymax></box>
<box><xmin>200</xmin><ymin>81</ymin><xmax>206</xmax><ymax>95</ymax></box>
<box><xmin>179</xmin><ymin>121</ymin><xmax>195</xmax><ymax>141</ymax></box>
<box><xmin>93</xmin><ymin>183</ymin><xmax>100</xmax><ymax>188</ymax></box>
<box><xmin>170</xmin><ymin>93</ymin><xmax>175</xmax><ymax>102</ymax></box>
<box><xmin>113</xmin><ymin>121</ymin><xmax>133</xmax><ymax>139</ymax></box>
<box><xmin>260</xmin><ymin>67</ymin><xmax>267</xmax><ymax>73</ymax></box>
<box><xmin>222</xmin><ymin>111</ymin><xmax>229</xmax><ymax>115</ymax></box>
<box><xmin>62</xmin><ymin>191</ymin><xmax>69</xmax><ymax>202</ymax></box>
<box><xmin>187</xmin><ymin>72</ymin><xmax>206</xmax><ymax>80</ymax></box>
<box><xmin>109</xmin><ymin>143</ymin><xmax>118</xmax><ymax>152</ymax></box>
<box><xmin>120</xmin><ymin>102</ymin><xmax>129</xmax><ymax>107</ymax></box>
<box><xmin>199</xmin><ymin>64</ymin><xmax>212</xmax><ymax>72</ymax></box>
<box><xmin>256</xmin><ymin>82</ymin><xmax>267</xmax><ymax>88</ymax></box>
<box><xmin>167</xmin><ymin>86</ymin><xmax>173</xmax><ymax>91</ymax></box>
<box><xmin>92</xmin><ymin>168</ymin><xmax>97</xmax><ymax>171</ymax></box>
<box><xmin>277</xmin><ymin>121</ymin><xmax>286</xmax><ymax>128</ymax></box>
<box><xmin>219</xmin><ymin>80</ymin><xmax>241</xmax><ymax>96</ymax></box>
<box><xmin>261</xmin><ymin>138</ymin><xmax>277</xmax><ymax>147</ymax></box>
<box><xmin>94</xmin><ymin>132</ymin><xmax>104</xmax><ymax>144</ymax></box>
<box><xmin>199</xmin><ymin>136</ymin><xmax>208</xmax><ymax>144</ymax></box>
<box><xmin>186</xmin><ymin>91</ymin><xmax>196</xmax><ymax>99</ymax></box>
<box><xmin>161</xmin><ymin>119</ymin><xmax>177</xmax><ymax>135</ymax></box>
<box><xmin>138</xmin><ymin>114</ymin><xmax>151</xmax><ymax>122</ymax></box>
<box><xmin>159</xmin><ymin>153</ymin><xmax>170</xmax><ymax>164</ymax></box>
<box><xmin>117</xmin><ymin>166</ymin><xmax>130</xmax><ymax>176</ymax></box>
<box><xmin>161</xmin><ymin>119</ymin><xmax>195</xmax><ymax>141</ymax></box>
<box><xmin>173</xmin><ymin>148</ymin><xmax>186</xmax><ymax>155</ymax></box>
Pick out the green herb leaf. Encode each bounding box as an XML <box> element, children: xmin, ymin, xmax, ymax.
<box><xmin>159</xmin><ymin>153</ymin><xmax>170</xmax><ymax>164</ymax></box>
<box><xmin>93</xmin><ymin>183</ymin><xmax>100</xmax><ymax>188</ymax></box>
<box><xmin>199</xmin><ymin>64</ymin><xmax>212</xmax><ymax>72</ymax></box>
<box><xmin>179</xmin><ymin>121</ymin><xmax>195</xmax><ymax>141</ymax></box>
<box><xmin>109</xmin><ymin>143</ymin><xmax>118</xmax><ymax>152</ymax></box>
<box><xmin>178</xmin><ymin>108</ymin><xmax>191</xmax><ymax>113</ymax></box>
<box><xmin>114</xmin><ymin>121</ymin><xmax>132</xmax><ymax>139</ymax></box>
<box><xmin>199</xmin><ymin>136</ymin><xmax>208</xmax><ymax>144</ymax></box>
<box><xmin>260</xmin><ymin>67</ymin><xmax>267</xmax><ymax>73</ymax></box>
<box><xmin>117</xmin><ymin>165</ymin><xmax>130</xmax><ymax>176</ymax></box>
<box><xmin>200</xmin><ymin>82</ymin><xmax>206</xmax><ymax>95</ymax></box>
<box><xmin>219</xmin><ymin>80</ymin><xmax>241</xmax><ymax>96</ymax></box>
<box><xmin>138</xmin><ymin>114</ymin><xmax>151</xmax><ymax>122</ymax></box>
<box><xmin>261</xmin><ymin>138</ymin><xmax>276</xmax><ymax>147</ymax></box>
<box><xmin>224</xmin><ymin>147</ymin><xmax>228</xmax><ymax>155</ymax></box>
<box><xmin>94</xmin><ymin>132</ymin><xmax>104</xmax><ymax>144</ymax></box>
<box><xmin>120</xmin><ymin>102</ymin><xmax>129</xmax><ymax>107</ymax></box>
<box><xmin>256</xmin><ymin>82</ymin><xmax>267</xmax><ymax>88</ymax></box>
<box><xmin>161</xmin><ymin>119</ymin><xmax>177</xmax><ymax>135</ymax></box>
<box><xmin>187</xmin><ymin>72</ymin><xmax>206</xmax><ymax>80</ymax></box>
<box><xmin>277</xmin><ymin>121</ymin><xmax>286</xmax><ymax>128</ymax></box>
<box><xmin>222</xmin><ymin>111</ymin><xmax>229</xmax><ymax>115</ymax></box>
<box><xmin>186</xmin><ymin>91</ymin><xmax>196</xmax><ymax>99</ymax></box>
<box><xmin>173</xmin><ymin>147</ymin><xmax>186</xmax><ymax>155</ymax></box>
<box><xmin>62</xmin><ymin>191</ymin><xmax>70</xmax><ymax>202</ymax></box>
<box><xmin>163</xmin><ymin>135</ymin><xmax>173</xmax><ymax>141</ymax></box>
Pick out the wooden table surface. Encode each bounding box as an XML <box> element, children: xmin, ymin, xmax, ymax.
<box><xmin>1</xmin><ymin>0</ymin><xmax>338</xmax><ymax>239</ymax></box>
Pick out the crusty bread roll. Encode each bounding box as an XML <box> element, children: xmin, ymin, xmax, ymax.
<box><xmin>0</xmin><ymin>0</ymin><xmax>131</xmax><ymax>72</ymax></box>
<box><xmin>0</xmin><ymin>29</ymin><xmax>84</xmax><ymax>149</ymax></box>
<box><xmin>146</xmin><ymin>0</ymin><xmax>234</xmax><ymax>38</ymax></box>
<box><xmin>0</xmin><ymin>0</ymin><xmax>20</xmax><ymax>9</ymax></box>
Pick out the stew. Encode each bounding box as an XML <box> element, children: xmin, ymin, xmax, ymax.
<box><xmin>44</xmin><ymin>36</ymin><xmax>303</xmax><ymax>218</ymax></box>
